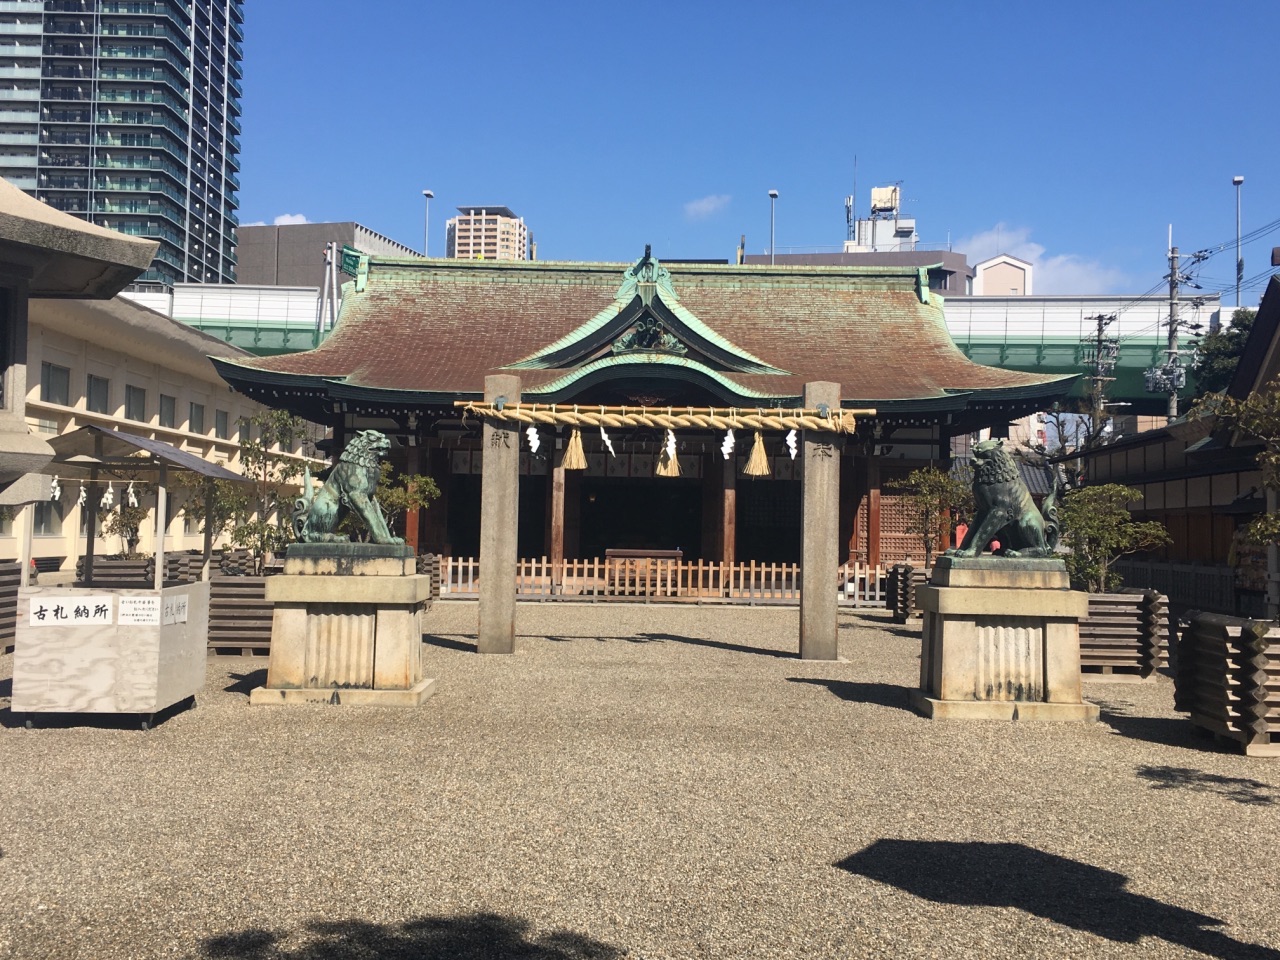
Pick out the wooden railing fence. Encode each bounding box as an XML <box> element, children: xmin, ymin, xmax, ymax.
<box><xmin>1174</xmin><ymin>611</ymin><xmax>1279</xmax><ymax>757</ymax></box>
<box><xmin>441</xmin><ymin>556</ymin><xmax>887</xmax><ymax>606</ymax></box>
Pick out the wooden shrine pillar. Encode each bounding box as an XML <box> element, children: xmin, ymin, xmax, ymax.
<box><xmin>550</xmin><ymin>446</ymin><xmax>565</xmax><ymax>590</ymax></box>
<box><xmin>867</xmin><ymin>454</ymin><xmax>882</xmax><ymax>569</ymax></box>
<box><xmin>478</xmin><ymin>374</ymin><xmax>521</xmax><ymax>654</ymax></box>
<box><xmin>800</xmin><ymin>381</ymin><xmax>840</xmax><ymax>661</ymax></box>
<box><xmin>404</xmin><ymin>442</ymin><xmax>422</xmax><ymax>553</ymax></box>
<box><xmin>721</xmin><ymin>454</ymin><xmax>737</xmax><ymax>563</ymax></box>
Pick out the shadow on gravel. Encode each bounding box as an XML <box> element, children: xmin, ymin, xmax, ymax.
<box><xmin>838</xmin><ymin>839</ymin><xmax>1280</xmax><ymax>960</ymax></box>
<box><xmin>423</xmin><ymin>633</ymin><xmax>477</xmax><ymax>653</ymax></box>
<box><xmin>0</xmin><ymin>676</ymin><xmax>10</xmax><ymax>698</ymax></box>
<box><xmin>201</xmin><ymin>913</ymin><xmax>623</xmax><ymax>959</ymax></box>
<box><xmin>1094</xmin><ymin>698</ymin><xmax>1214</xmax><ymax>751</ymax></box>
<box><xmin>0</xmin><ymin>695</ymin><xmax>193</xmax><ymax>731</ymax></box>
<box><xmin>224</xmin><ymin>670</ymin><xmax>266</xmax><ymax>696</ymax></box>
<box><xmin>786</xmin><ymin>677</ymin><xmax>914</xmax><ymax>713</ymax></box>
<box><xmin>534</xmin><ymin>632</ymin><xmax>794</xmax><ymax>658</ymax></box>
<box><xmin>1135</xmin><ymin>765</ymin><xmax>1277</xmax><ymax>806</ymax></box>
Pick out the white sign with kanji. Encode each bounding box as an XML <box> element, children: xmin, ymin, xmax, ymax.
<box><xmin>28</xmin><ymin>595</ymin><xmax>114</xmax><ymax>627</ymax></box>
<box><xmin>119</xmin><ymin>596</ymin><xmax>162</xmax><ymax>626</ymax></box>
<box><xmin>162</xmin><ymin>594</ymin><xmax>189</xmax><ymax>625</ymax></box>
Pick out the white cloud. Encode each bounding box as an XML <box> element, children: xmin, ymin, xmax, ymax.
<box><xmin>273</xmin><ymin>213</ymin><xmax>310</xmax><ymax>225</ymax></box>
<box><xmin>683</xmin><ymin>194</ymin><xmax>731</xmax><ymax>222</ymax></box>
<box><xmin>955</xmin><ymin>222</ymin><xmax>1130</xmax><ymax>295</ymax></box>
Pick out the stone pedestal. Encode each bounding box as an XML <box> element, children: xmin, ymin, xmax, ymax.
<box><xmin>250</xmin><ymin>544</ymin><xmax>436</xmax><ymax>707</ymax></box>
<box><xmin>910</xmin><ymin>557</ymin><xmax>1098</xmax><ymax>722</ymax></box>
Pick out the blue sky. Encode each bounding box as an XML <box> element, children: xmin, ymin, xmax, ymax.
<box><xmin>238</xmin><ymin>0</ymin><xmax>1280</xmax><ymax>301</ymax></box>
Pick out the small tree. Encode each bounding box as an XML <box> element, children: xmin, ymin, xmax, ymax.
<box><xmin>1191</xmin><ymin>307</ymin><xmax>1256</xmax><ymax>400</ymax></box>
<box><xmin>176</xmin><ymin>409</ymin><xmax>310</xmax><ymax>573</ymax></box>
<box><xmin>1194</xmin><ymin>377</ymin><xmax>1280</xmax><ymax>547</ymax></box>
<box><xmin>231</xmin><ymin>409</ymin><xmax>309</xmax><ymax>570</ymax></box>
<box><xmin>1059</xmin><ymin>484</ymin><xmax>1171</xmax><ymax>592</ymax></box>
<box><xmin>902</xmin><ymin>466</ymin><xmax>974</xmax><ymax>568</ymax></box>
<box><xmin>102</xmin><ymin>501</ymin><xmax>149</xmax><ymax>556</ymax></box>
<box><xmin>339</xmin><ymin>461</ymin><xmax>441</xmax><ymax>542</ymax></box>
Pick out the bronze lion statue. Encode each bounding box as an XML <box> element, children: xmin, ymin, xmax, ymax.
<box><xmin>947</xmin><ymin>439</ymin><xmax>1060</xmax><ymax>559</ymax></box>
<box><xmin>292</xmin><ymin>429</ymin><xmax>403</xmax><ymax>545</ymax></box>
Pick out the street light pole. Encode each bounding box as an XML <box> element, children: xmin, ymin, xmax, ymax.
<box><xmin>1233</xmin><ymin>175</ymin><xmax>1244</xmax><ymax>308</ymax></box>
<box><xmin>768</xmin><ymin>189</ymin><xmax>779</xmax><ymax>265</ymax></box>
<box><xmin>422</xmin><ymin>189</ymin><xmax>434</xmax><ymax>257</ymax></box>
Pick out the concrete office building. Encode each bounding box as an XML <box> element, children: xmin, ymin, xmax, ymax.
<box><xmin>0</xmin><ymin>0</ymin><xmax>244</xmax><ymax>288</ymax></box>
<box><xmin>445</xmin><ymin>206</ymin><xmax>532</xmax><ymax>260</ymax></box>
<box><xmin>235</xmin><ymin>221</ymin><xmax>420</xmax><ymax>289</ymax></box>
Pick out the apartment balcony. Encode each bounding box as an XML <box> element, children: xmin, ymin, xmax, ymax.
<box><xmin>3</xmin><ymin>44</ymin><xmax>41</xmax><ymax>57</ymax></box>
<box><xmin>0</xmin><ymin>108</ymin><xmax>38</xmax><ymax>122</ymax></box>
<box><xmin>0</xmin><ymin>67</ymin><xmax>40</xmax><ymax>79</ymax></box>
<box><xmin>3</xmin><ymin>174</ymin><xmax>35</xmax><ymax>189</ymax></box>
<box><xmin>2</xmin><ymin>21</ymin><xmax>41</xmax><ymax>34</ymax></box>
<box><xmin>0</xmin><ymin>1</ymin><xmax>45</xmax><ymax>11</ymax></box>
<box><xmin>0</xmin><ymin>87</ymin><xmax>41</xmax><ymax>100</ymax></box>
<box><xmin>0</xmin><ymin>154</ymin><xmax>37</xmax><ymax>167</ymax></box>
<box><xmin>0</xmin><ymin>132</ymin><xmax>37</xmax><ymax>144</ymax></box>
<box><xmin>38</xmin><ymin>174</ymin><xmax>89</xmax><ymax>189</ymax></box>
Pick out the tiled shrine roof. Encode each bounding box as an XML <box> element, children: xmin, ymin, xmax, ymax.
<box><xmin>213</xmin><ymin>253</ymin><xmax>1074</xmax><ymax>417</ymax></box>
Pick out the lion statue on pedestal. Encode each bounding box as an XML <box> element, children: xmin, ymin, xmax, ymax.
<box><xmin>947</xmin><ymin>438</ymin><xmax>1060</xmax><ymax>559</ymax></box>
<box><xmin>292</xmin><ymin>429</ymin><xmax>403</xmax><ymax>545</ymax></box>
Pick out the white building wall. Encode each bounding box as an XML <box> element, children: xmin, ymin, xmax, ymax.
<box><xmin>2</xmin><ymin>297</ymin><xmax>319</xmax><ymax>570</ymax></box>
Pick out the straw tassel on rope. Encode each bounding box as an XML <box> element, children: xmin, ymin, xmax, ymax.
<box><xmin>563</xmin><ymin>427</ymin><xmax>587</xmax><ymax>470</ymax></box>
<box><xmin>743</xmin><ymin>431</ymin><xmax>770</xmax><ymax>477</ymax></box>
<box><xmin>655</xmin><ymin>428</ymin><xmax>681</xmax><ymax>478</ymax></box>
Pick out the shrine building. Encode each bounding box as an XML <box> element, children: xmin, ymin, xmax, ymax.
<box><xmin>212</xmin><ymin>250</ymin><xmax>1075</xmax><ymax>570</ymax></box>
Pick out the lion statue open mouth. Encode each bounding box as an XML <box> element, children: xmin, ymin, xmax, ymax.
<box><xmin>947</xmin><ymin>439</ymin><xmax>1060</xmax><ymax>559</ymax></box>
<box><xmin>292</xmin><ymin>429</ymin><xmax>403</xmax><ymax>545</ymax></box>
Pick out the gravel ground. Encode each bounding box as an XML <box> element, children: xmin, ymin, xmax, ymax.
<box><xmin>2</xmin><ymin>603</ymin><xmax>1279</xmax><ymax>960</ymax></box>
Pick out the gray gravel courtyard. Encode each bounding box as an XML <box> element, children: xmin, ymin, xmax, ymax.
<box><xmin>2</xmin><ymin>603</ymin><xmax>1279</xmax><ymax>960</ymax></box>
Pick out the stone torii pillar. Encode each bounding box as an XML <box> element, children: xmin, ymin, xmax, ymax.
<box><xmin>800</xmin><ymin>381</ymin><xmax>841</xmax><ymax>660</ymax></box>
<box><xmin>478</xmin><ymin>374</ymin><xmax>521</xmax><ymax>654</ymax></box>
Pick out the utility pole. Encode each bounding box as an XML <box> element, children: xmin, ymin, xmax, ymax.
<box><xmin>1085</xmin><ymin>313</ymin><xmax>1117</xmax><ymax>442</ymax></box>
<box><xmin>1167</xmin><ymin>246</ymin><xmax>1181</xmax><ymax>418</ymax></box>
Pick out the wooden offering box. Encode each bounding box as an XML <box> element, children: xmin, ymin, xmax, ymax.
<box><xmin>12</xmin><ymin>580</ymin><xmax>209</xmax><ymax>725</ymax></box>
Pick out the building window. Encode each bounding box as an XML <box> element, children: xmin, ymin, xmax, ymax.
<box><xmin>40</xmin><ymin>362</ymin><xmax>70</xmax><ymax>406</ymax></box>
<box><xmin>0</xmin><ymin>509</ymin><xmax>12</xmax><ymax>537</ymax></box>
<box><xmin>86</xmin><ymin>374</ymin><xmax>110</xmax><ymax>414</ymax></box>
<box><xmin>33</xmin><ymin>501</ymin><xmax>63</xmax><ymax>537</ymax></box>
<box><xmin>159</xmin><ymin>393</ymin><xmax>176</xmax><ymax>428</ymax></box>
<box><xmin>189</xmin><ymin>401</ymin><xmax>205</xmax><ymax>434</ymax></box>
<box><xmin>214</xmin><ymin>408</ymin><xmax>229</xmax><ymax>439</ymax></box>
<box><xmin>125</xmin><ymin>384</ymin><xmax>146</xmax><ymax>421</ymax></box>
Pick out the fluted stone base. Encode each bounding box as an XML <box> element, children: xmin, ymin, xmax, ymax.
<box><xmin>251</xmin><ymin>546</ymin><xmax>435</xmax><ymax>708</ymax></box>
<box><xmin>915</xmin><ymin>558</ymin><xmax>1098</xmax><ymax>723</ymax></box>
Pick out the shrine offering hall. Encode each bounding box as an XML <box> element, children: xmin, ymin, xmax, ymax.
<box><xmin>213</xmin><ymin>250</ymin><xmax>1073</xmax><ymax>570</ymax></box>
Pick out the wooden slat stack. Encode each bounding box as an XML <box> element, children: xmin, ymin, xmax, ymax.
<box><xmin>887</xmin><ymin>563</ymin><xmax>915</xmax><ymax>624</ymax></box>
<box><xmin>207</xmin><ymin>576</ymin><xmax>273</xmax><ymax>657</ymax></box>
<box><xmin>1079</xmin><ymin>590</ymin><xmax>1167</xmax><ymax>679</ymax></box>
<box><xmin>1174</xmin><ymin>611</ymin><xmax>1279</xmax><ymax>757</ymax></box>
<box><xmin>0</xmin><ymin>559</ymin><xmax>19</xmax><ymax>653</ymax></box>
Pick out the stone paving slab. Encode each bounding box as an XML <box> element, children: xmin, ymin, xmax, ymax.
<box><xmin>1</xmin><ymin>603</ymin><xmax>1278</xmax><ymax>960</ymax></box>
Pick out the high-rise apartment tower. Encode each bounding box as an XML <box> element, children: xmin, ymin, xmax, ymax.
<box><xmin>445</xmin><ymin>206</ymin><xmax>532</xmax><ymax>260</ymax></box>
<box><xmin>0</xmin><ymin>0</ymin><xmax>244</xmax><ymax>288</ymax></box>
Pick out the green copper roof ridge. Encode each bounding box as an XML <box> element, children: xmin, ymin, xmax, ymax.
<box><xmin>523</xmin><ymin>354</ymin><xmax>786</xmax><ymax>400</ymax></box>
<box><xmin>508</xmin><ymin>299</ymin><xmax>629</xmax><ymax>368</ymax></box>
<box><xmin>509</xmin><ymin>252</ymin><xmax>786</xmax><ymax>374</ymax></box>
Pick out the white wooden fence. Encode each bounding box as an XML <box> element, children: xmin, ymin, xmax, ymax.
<box><xmin>441</xmin><ymin>556</ymin><xmax>887</xmax><ymax>606</ymax></box>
